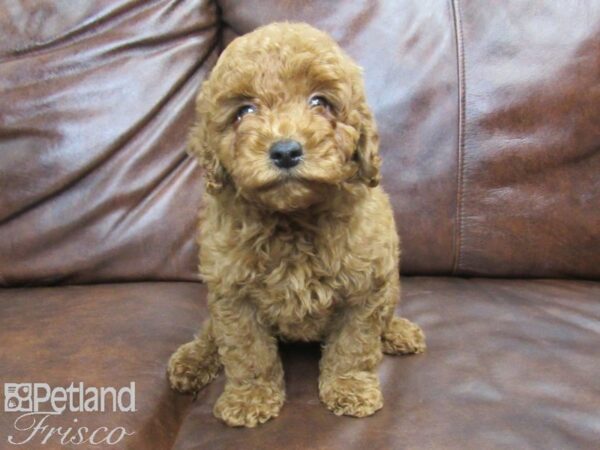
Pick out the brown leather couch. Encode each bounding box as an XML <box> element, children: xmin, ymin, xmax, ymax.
<box><xmin>1</xmin><ymin>1</ymin><xmax>598</xmax><ymax>449</ymax></box>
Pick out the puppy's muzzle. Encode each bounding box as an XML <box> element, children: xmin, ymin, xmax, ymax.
<box><xmin>269</xmin><ymin>139</ymin><xmax>303</xmax><ymax>169</ymax></box>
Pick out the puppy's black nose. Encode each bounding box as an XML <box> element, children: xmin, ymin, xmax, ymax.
<box><xmin>269</xmin><ymin>139</ymin><xmax>303</xmax><ymax>169</ymax></box>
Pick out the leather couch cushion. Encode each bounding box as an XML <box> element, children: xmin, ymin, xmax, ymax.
<box><xmin>4</xmin><ymin>278</ymin><xmax>597</xmax><ymax>449</ymax></box>
<box><xmin>172</xmin><ymin>277</ymin><xmax>600</xmax><ymax>450</ymax></box>
<box><xmin>0</xmin><ymin>0</ymin><xmax>219</xmax><ymax>285</ymax></box>
<box><xmin>2</xmin><ymin>1</ymin><xmax>598</xmax><ymax>285</ymax></box>
<box><xmin>217</xmin><ymin>1</ymin><xmax>600</xmax><ymax>276</ymax></box>
<box><xmin>0</xmin><ymin>282</ymin><xmax>206</xmax><ymax>449</ymax></box>
<box><xmin>454</xmin><ymin>1</ymin><xmax>600</xmax><ymax>278</ymax></box>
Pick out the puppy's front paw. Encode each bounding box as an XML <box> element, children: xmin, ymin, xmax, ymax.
<box><xmin>214</xmin><ymin>382</ymin><xmax>285</xmax><ymax>427</ymax></box>
<box><xmin>382</xmin><ymin>316</ymin><xmax>426</xmax><ymax>355</ymax></box>
<box><xmin>167</xmin><ymin>340</ymin><xmax>220</xmax><ymax>394</ymax></box>
<box><xmin>319</xmin><ymin>371</ymin><xmax>383</xmax><ymax>417</ymax></box>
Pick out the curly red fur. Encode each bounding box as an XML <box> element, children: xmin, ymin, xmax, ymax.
<box><xmin>168</xmin><ymin>22</ymin><xmax>425</xmax><ymax>427</ymax></box>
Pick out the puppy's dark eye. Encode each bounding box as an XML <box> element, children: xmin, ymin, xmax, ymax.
<box><xmin>308</xmin><ymin>95</ymin><xmax>331</xmax><ymax>109</ymax></box>
<box><xmin>236</xmin><ymin>104</ymin><xmax>257</xmax><ymax>121</ymax></box>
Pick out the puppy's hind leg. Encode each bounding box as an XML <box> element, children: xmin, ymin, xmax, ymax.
<box><xmin>381</xmin><ymin>315</ymin><xmax>426</xmax><ymax>355</ymax></box>
<box><xmin>168</xmin><ymin>318</ymin><xmax>221</xmax><ymax>394</ymax></box>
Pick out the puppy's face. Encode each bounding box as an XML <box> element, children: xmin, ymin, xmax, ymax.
<box><xmin>190</xmin><ymin>23</ymin><xmax>380</xmax><ymax>211</ymax></box>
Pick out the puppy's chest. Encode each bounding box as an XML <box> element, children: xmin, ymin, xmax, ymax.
<box><xmin>248</xmin><ymin>228</ymin><xmax>344</xmax><ymax>337</ymax></box>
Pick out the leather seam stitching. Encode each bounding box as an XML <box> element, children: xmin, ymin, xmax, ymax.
<box><xmin>450</xmin><ymin>0</ymin><xmax>466</xmax><ymax>274</ymax></box>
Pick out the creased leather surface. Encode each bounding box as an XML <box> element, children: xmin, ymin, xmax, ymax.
<box><xmin>455</xmin><ymin>1</ymin><xmax>600</xmax><ymax>278</ymax></box>
<box><xmin>2</xmin><ymin>1</ymin><xmax>598</xmax><ymax>283</ymax></box>
<box><xmin>0</xmin><ymin>282</ymin><xmax>205</xmax><ymax>450</ymax></box>
<box><xmin>172</xmin><ymin>277</ymin><xmax>600</xmax><ymax>450</ymax></box>
<box><xmin>0</xmin><ymin>280</ymin><xmax>598</xmax><ymax>449</ymax></box>
<box><xmin>0</xmin><ymin>0</ymin><xmax>219</xmax><ymax>285</ymax></box>
<box><xmin>0</xmin><ymin>0</ymin><xmax>460</xmax><ymax>283</ymax></box>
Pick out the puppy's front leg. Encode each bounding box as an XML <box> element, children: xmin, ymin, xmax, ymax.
<box><xmin>319</xmin><ymin>306</ymin><xmax>384</xmax><ymax>417</ymax></box>
<box><xmin>211</xmin><ymin>296</ymin><xmax>284</xmax><ymax>427</ymax></box>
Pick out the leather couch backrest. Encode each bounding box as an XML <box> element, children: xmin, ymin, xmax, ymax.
<box><xmin>0</xmin><ymin>0</ymin><xmax>218</xmax><ymax>285</ymax></box>
<box><xmin>1</xmin><ymin>0</ymin><xmax>598</xmax><ymax>285</ymax></box>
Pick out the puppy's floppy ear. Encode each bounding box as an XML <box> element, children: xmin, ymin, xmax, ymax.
<box><xmin>352</xmin><ymin>99</ymin><xmax>381</xmax><ymax>187</ymax></box>
<box><xmin>187</xmin><ymin>90</ymin><xmax>227</xmax><ymax>195</ymax></box>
